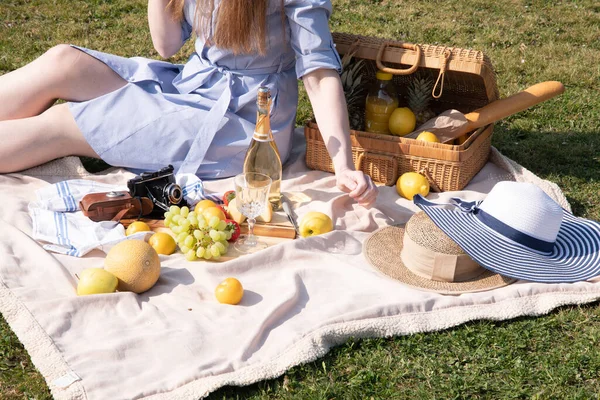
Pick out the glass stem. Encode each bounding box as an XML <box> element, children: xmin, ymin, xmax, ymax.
<box><xmin>246</xmin><ymin>218</ymin><xmax>257</xmax><ymax>246</ymax></box>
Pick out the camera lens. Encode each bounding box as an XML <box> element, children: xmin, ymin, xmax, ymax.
<box><xmin>164</xmin><ymin>183</ymin><xmax>183</xmax><ymax>204</ymax></box>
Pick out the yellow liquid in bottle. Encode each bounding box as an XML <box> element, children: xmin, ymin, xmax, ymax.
<box><xmin>243</xmin><ymin>138</ymin><xmax>282</xmax><ymax>211</ymax></box>
<box><xmin>242</xmin><ymin>87</ymin><xmax>282</xmax><ymax>211</ymax></box>
<box><xmin>365</xmin><ymin>96</ymin><xmax>399</xmax><ymax>134</ymax></box>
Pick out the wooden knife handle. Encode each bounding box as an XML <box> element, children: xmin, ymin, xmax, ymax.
<box><xmin>461</xmin><ymin>81</ymin><xmax>565</xmax><ymax>135</ymax></box>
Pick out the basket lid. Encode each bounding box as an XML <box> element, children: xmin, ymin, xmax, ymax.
<box><xmin>333</xmin><ymin>32</ymin><xmax>499</xmax><ymax>108</ymax></box>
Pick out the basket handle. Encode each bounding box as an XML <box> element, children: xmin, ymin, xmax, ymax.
<box><xmin>418</xmin><ymin>168</ymin><xmax>442</xmax><ymax>193</ymax></box>
<box><xmin>355</xmin><ymin>151</ymin><xmax>398</xmax><ymax>186</ymax></box>
<box><xmin>354</xmin><ymin>151</ymin><xmax>365</xmax><ymax>171</ymax></box>
<box><xmin>432</xmin><ymin>48</ymin><xmax>452</xmax><ymax>99</ymax></box>
<box><xmin>375</xmin><ymin>42</ymin><xmax>421</xmax><ymax>75</ymax></box>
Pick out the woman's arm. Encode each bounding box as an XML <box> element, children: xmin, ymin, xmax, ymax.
<box><xmin>303</xmin><ymin>68</ymin><xmax>378</xmax><ymax>207</ymax></box>
<box><xmin>148</xmin><ymin>0</ymin><xmax>186</xmax><ymax>58</ymax></box>
<box><xmin>303</xmin><ymin>69</ymin><xmax>353</xmax><ymax>173</ymax></box>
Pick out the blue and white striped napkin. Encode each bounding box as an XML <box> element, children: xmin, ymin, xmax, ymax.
<box><xmin>28</xmin><ymin>174</ymin><xmax>222</xmax><ymax>257</ymax></box>
<box><xmin>176</xmin><ymin>173</ymin><xmax>222</xmax><ymax>204</ymax></box>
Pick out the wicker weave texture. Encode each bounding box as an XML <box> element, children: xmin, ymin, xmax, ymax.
<box><xmin>305</xmin><ymin>124</ymin><xmax>492</xmax><ymax>191</ymax></box>
<box><xmin>304</xmin><ymin>32</ymin><xmax>499</xmax><ymax>191</ymax></box>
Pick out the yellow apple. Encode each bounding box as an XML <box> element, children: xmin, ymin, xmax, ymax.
<box><xmin>298</xmin><ymin>211</ymin><xmax>334</xmax><ymax>238</ymax></box>
<box><xmin>76</xmin><ymin>268</ymin><xmax>118</xmax><ymax>296</ymax></box>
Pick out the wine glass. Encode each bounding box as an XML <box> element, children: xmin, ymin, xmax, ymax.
<box><xmin>234</xmin><ymin>172</ymin><xmax>272</xmax><ymax>254</ymax></box>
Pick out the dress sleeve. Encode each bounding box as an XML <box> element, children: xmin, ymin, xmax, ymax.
<box><xmin>181</xmin><ymin>0</ymin><xmax>195</xmax><ymax>43</ymax></box>
<box><xmin>284</xmin><ymin>0</ymin><xmax>342</xmax><ymax>79</ymax></box>
<box><xmin>181</xmin><ymin>18</ymin><xmax>193</xmax><ymax>43</ymax></box>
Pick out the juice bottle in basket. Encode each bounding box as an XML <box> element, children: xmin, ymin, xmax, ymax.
<box><xmin>364</xmin><ymin>71</ymin><xmax>398</xmax><ymax>134</ymax></box>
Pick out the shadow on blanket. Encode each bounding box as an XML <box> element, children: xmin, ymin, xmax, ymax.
<box><xmin>2</xmin><ymin>140</ymin><xmax>599</xmax><ymax>400</ymax></box>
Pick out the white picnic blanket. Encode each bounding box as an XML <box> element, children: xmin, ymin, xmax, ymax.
<box><xmin>2</xmin><ymin>128</ymin><xmax>600</xmax><ymax>400</ymax></box>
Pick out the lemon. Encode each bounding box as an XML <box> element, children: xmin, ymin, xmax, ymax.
<box><xmin>125</xmin><ymin>221</ymin><xmax>151</xmax><ymax>236</ymax></box>
<box><xmin>396</xmin><ymin>172</ymin><xmax>430</xmax><ymax>200</ymax></box>
<box><xmin>104</xmin><ymin>239</ymin><xmax>161</xmax><ymax>294</ymax></box>
<box><xmin>416</xmin><ymin>131</ymin><xmax>440</xmax><ymax>143</ymax></box>
<box><xmin>388</xmin><ymin>107</ymin><xmax>416</xmax><ymax>136</ymax></box>
<box><xmin>148</xmin><ymin>232</ymin><xmax>177</xmax><ymax>255</ymax></box>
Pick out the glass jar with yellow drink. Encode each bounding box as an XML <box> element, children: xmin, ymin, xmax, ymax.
<box><xmin>364</xmin><ymin>71</ymin><xmax>399</xmax><ymax>134</ymax></box>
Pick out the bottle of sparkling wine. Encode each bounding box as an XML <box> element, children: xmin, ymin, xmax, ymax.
<box><xmin>242</xmin><ymin>87</ymin><xmax>282</xmax><ymax>211</ymax></box>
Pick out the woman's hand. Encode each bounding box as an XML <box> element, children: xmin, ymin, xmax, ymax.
<box><xmin>336</xmin><ymin>168</ymin><xmax>378</xmax><ymax>207</ymax></box>
<box><xmin>303</xmin><ymin>68</ymin><xmax>379</xmax><ymax>208</ymax></box>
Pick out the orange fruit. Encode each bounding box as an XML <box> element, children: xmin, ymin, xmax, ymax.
<box><xmin>202</xmin><ymin>206</ymin><xmax>226</xmax><ymax>221</ymax></box>
<box><xmin>194</xmin><ymin>199</ymin><xmax>218</xmax><ymax>215</ymax></box>
<box><xmin>396</xmin><ymin>172</ymin><xmax>430</xmax><ymax>200</ymax></box>
<box><xmin>104</xmin><ymin>240</ymin><xmax>161</xmax><ymax>293</ymax></box>
<box><xmin>125</xmin><ymin>221</ymin><xmax>151</xmax><ymax>236</ymax></box>
<box><xmin>416</xmin><ymin>131</ymin><xmax>440</xmax><ymax>143</ymax></box>
<box><xmin>215</xmin><ymin>277</ymin><xmax>244</xmax><ymax>305</ymax></box>
<box><xmin>148</xmin><ymin>232</ymin><xmax>177</xmax><ymax>255</ymax></box>
<box><xmin>388</xmin><ymin>107</ymin><xmax>416</xmax><ymax>136</ymax></box>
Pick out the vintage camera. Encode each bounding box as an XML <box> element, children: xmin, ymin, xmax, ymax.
<box><xmin>127</xmin><ymin>165</ymin><xmax>187</xmax><ymax>217</ymax></box>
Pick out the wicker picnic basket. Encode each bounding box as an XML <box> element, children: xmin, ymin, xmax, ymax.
<box><xmin>304</xmin><ymin>32</ymin><xmax>500</xmax><ymax>191</ymax></box>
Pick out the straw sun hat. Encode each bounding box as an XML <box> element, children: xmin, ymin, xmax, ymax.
<box><xmin>363</xmin><ymin>211</ymin><xmax>516</xmax><ymax>295</ymax></box>
<box><xmin>413</xmin><ymin>181</ymin><xmax>600</xmax><ymax>283</ymax></box>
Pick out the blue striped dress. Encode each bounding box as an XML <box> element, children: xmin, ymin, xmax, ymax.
<box><xmin>68</xmin><ymin>0</ymin><xmax>341</xmax><ymax>178</ymax></box>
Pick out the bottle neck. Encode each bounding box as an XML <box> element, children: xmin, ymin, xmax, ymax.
<box><xmin>253</xmin><ymin>110</ymin><xmax>273</xmax><ymax>142</ymax></box>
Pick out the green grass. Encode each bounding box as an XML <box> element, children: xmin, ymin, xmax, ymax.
<box><xmin>1</xmin><ymin>0</ymin><xmax>600</xmax><ymax>398</ymax></box>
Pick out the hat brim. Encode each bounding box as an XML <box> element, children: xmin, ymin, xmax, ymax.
<box><xmin>414</xmin><ymin>196</ymin><xmax>600</xmax><ymax>283</ymax></box>
<box><xmin>363</xmin><ymin>224</ymin><xmax>516</xmax><ymax>295</ymax></box>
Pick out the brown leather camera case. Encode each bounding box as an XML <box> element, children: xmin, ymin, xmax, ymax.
<box><xmin>79</xmin><ymin>191</ymin><xmax>154</xmax><ymax>222</ymax></box>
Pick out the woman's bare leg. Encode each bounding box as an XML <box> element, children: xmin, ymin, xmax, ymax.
<box><xmin>0</xmin><ymin>44</ymin><xmax>127</xmax><ymax>120</ymax></box>
<box><xmin>0</xmin><ymin>104</ymin><xmax>100</xmax><ymax>173</ymax></box>
<box><xmin>0</xmin><ymin>44</ymin><xmax>128</xmax><ymax>172</ymax></box>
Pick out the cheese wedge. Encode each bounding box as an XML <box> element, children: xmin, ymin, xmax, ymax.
<box><xmin>227</xmin><ymin>197</ymin><xmax>272</xmax><ymax>224</ymax></box>
<box><xmin>256</xmin><ymin>201</ymin><xmax>273</xmax><ymax>223</ymax></box>
<box><xmin>227</xmin><ymin>197</ymin><xmax>246</xmax><ymax>224</ymax></box>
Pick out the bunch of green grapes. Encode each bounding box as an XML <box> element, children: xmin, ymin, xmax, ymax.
<box><xmin>164</xmin><ymin>205</ymin><xmax>232</xmax><ymax>261</ymax></box>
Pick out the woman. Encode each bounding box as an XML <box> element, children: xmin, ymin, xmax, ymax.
<box><xmin>0</xmin><ymin>0</ymin><xmax>377</xmax><ymax>207</ymax></box>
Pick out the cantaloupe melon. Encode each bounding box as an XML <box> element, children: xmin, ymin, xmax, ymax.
<box><xmin>104</xmin><ymin>240</ymin><xmax>161</xmax><ymax>294</ymax></box>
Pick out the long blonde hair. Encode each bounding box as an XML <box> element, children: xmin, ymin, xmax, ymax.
<box><xmin>167</xmin><ymin>0</ymin><xmax>283</xmax><ymax>55</ymax></box>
